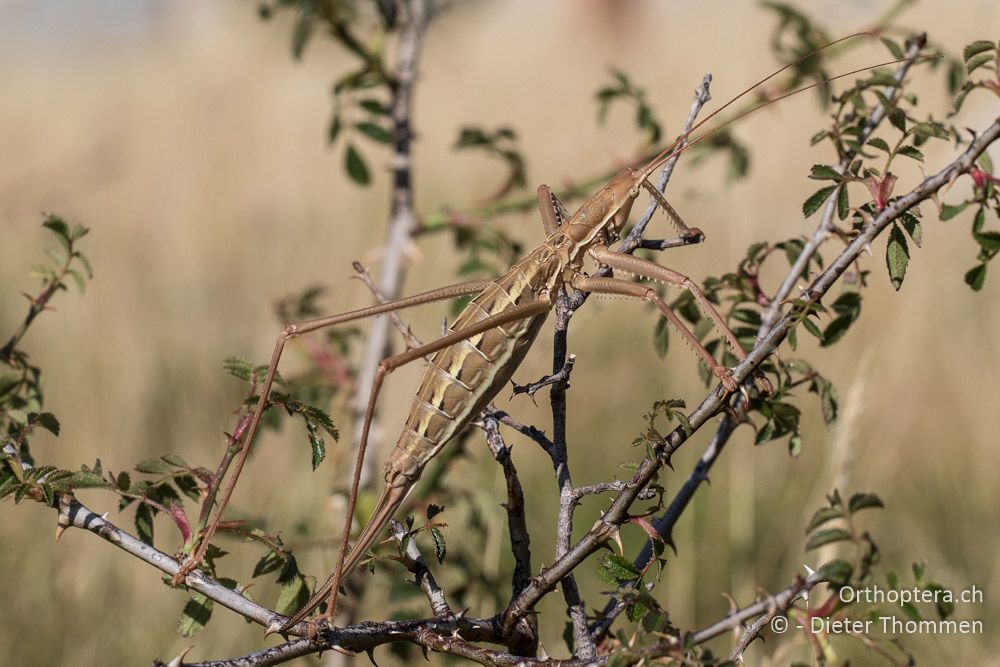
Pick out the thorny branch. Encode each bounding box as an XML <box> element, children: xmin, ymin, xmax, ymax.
<box><xmin>591</xmin><ymin>34</ymin><xmax>930</xmax><ymax>641</ymax></box>
<box><xmin>500</xmin><ymin>118</ymin><xmax>1000</xmax><ymax>639</ymax></box>
<box><xmin>17</xmin><ymin>26</ymin><xmax>999</xmax><ymax>665</ymax></box>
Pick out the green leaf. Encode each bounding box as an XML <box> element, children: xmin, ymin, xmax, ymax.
<box><xmin>135</xmin><ymin>458</ymin><xmax>171</xmax><ymax>475</ymax></box>
<box><xmin>222</xmin><ymin>356</ymin><xmax>253</xmax><ymax>382</ymax></box>
<box><xmin>356</xmin><ymin>121</ymin><xmax>392</xmax><ymax>144</ymax></box>
<box><xmin>0</xmin><ymin>373</ymin><xmax>19</xmax><ymax>397</ymax></box>
<box><xmin>597</xmin><ymin>553</ymin><xmax>641</xmax><ymax>585</ymax></box>
<box><xmin>345</xmin><ymin>144</ymin><xmax>371</xmax><ymax>185</ymax></box>
<box><xmin>178</xmin><ymin>592</ymin><xmax>213</xmax><ymax>637</ymax></box>
<box><xmin>806</xmin><ymin>506</ymin><xmax>844</xmax><ymax>534</ymax></box>
<box><xmin>290</xmin><ymin>1</ymin><xmax>315</xmax><ymax>60</ymax></box>
<box><xmin>886</xmin><ymin>224</ymin><xmax>910</xmax><ymax>290</ymax></box>
<box><xmin>426</xmin><ymin>503</ymin><xmax>445</xmax><ymax>521</ymax></box>
<box><xmin>69</xmin><ymin>471</ymin><xmax>109</xmax><ymax>489</ymax></box>
<box><xmin>963</xmin><ymin>40</ymin><xmax>996</xmax><ymax>63</ymax></box>
<box><xmin>897</xmin><ymin>145</ymin><xmax>924</xmax><ymax>162</ymax></box>
<box><xmin>939</xmin><ymin>201</ymin><xmax>970</xmax><ymax>221</ymax></box>
<box><xmin>848</xmin><ymin>492</ymin><xmax>884</xmax><ymax>513</ymax></box>
<box><xmin>252</xmin><ymin>551</ymin><xmax>285</xmax><ymax>578</ymax></box>
<box><xmin>652</xmin><ymin>315</ymin><xmax>669</xmax><ymax>359</ymax></box>
<box><xmin>135</xmin><ymin>503</ymin><xmax>155</xmax><ymax>546</ymax></box>
<box><xmin>899</xmin><ymin>211</ymin><xmax>923</xmax><ymax>247</ymax></box>
<box><xmin>817</xmin><ymin>559</ymin><xmax>853</xmax><ymax>586</ymax></box>
<box><xmin>888</xmin><ymin>108</ymin><xmax>907</xmax><ymax>133</ymax></box>
<box><xmin>966</xmin><ymin>52</ymin><xmax>995</xmax><ymax>74</ymax></box>
<box><xmin>805</xmin><ymin>528</ymin><xmax>853</xmax><ymax>551</ymax></box>
<box><xmin>430</xmin><ymin>526</ymin><xmax>446</xmax><ymax>563</ymax></box>
<box><xmin>837</xmin><ymin>183</ymin><xmax>850</xmax><ymax>220</ymax></box>
<box><xmin>880</xmin><ymin>37</ymin><xmax>903</xmax><ymax>59</ymax></box>
<box><xmin>359</xmin><ymin>99</ymin><xmax>389</xmax><ymax>116</ymax></box>
<box><xmin>802</xmin><ymin>185</ymin><xmax>836</xmax><ymax>218</ymax></box>
<box><xmin>866</xmin><ymin>137</ymin><xmax>891</xmax><ymax>153</ymax></box>
<box><xmin>275</xmin><ymin>575</ymin><xmax>310</xmax><ymax>616</ymax></box>
<box><xmin>965</xmin><ymin>263</ymin><xmax>987</xmax><ymax>291</ymax></box>
<box><xmin>328</xmin><ymin>114</ymin><xmax>342</xmax><ymax>144</ymax></box>
<box><xmin>305</xmin><ymin>421</ymin><xmax>326</xmax><ymax>471</ymax></box>
<box><xmin>974</xmin><ymin>230</ymin><xmax>1000</xmax><ymax>252</ymax></box>
<box><xmin>809</xmin><ymin>164</ymin><xmax>841</xmax><ymax>181</ymax></box>
<box><xmin>912</xmin><ymin>122</ymin><xmax>949</xmax><ymax>140</ymax></box>
<box><xmin>35</xmin><ymin>412</ymin><xmax>60</xmax><ymax>436</ymax></box>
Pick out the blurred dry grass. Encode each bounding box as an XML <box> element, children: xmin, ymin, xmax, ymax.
<box><xmin>1</xmin><ymin>1</ymin><xmax>998</xmax><ymax>665</ymax></box>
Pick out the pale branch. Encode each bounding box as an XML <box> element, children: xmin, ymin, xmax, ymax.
<box><xmin>389</xmin><ymin>519</ymin><xmax>452</xmax><ymax>617</ymax></box>
<box><xmin>351</xmin><ymin>0</ymin><xmax>429</xmax><ymax>490</ymax></box>
<box><xmin>691</xmin><ymin>569</ymin><xmax>823</xmax><ymax>645</ymax></box>
<box><xmin>56</xmin><ymin>495</ymin><xmax>282</xmax><ymax>630</ymax></box>
<box><xmin>760</xmin><ymin>33</ymin><xmax>927</xmax><ymax>332</ymax></box>
<box><xmin>592</xmin><ymin>34</ymin><xmax>931</xmax><ymax>639</ymax></box>
<box><xmin>501</xmin><ymin>117</ymin><xmax>1000</xmax><ymax>634</ymax></box>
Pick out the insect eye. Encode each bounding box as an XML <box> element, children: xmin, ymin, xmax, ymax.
<box><xmin>628</xmin><ymin>185</ymin><xmax>639</xmax><ymax>197</ymax></box>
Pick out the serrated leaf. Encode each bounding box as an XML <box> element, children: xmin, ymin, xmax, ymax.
<box><xmin>817</xmin><ymin>559</ymin><xmax>853</xmax><ymax>586</ymax></box>
<box><xmin>886</xmin><ymin>224</ymin><xmax>909</xmax><ymax>290</ymax></box>
<box><xmin>897</xmin><ymin>145</ymin><xmax>924</xmax><ymax>162</ymax></box>
<box><xmin>35</xmin><ymin>412</ymin><xmax>60</xmax><ymax>436</ymax></box>
<box><xmin>135</xmin><ymin>503</ymin><xmax>155</xmax><ymax>546</ymax></box>
<box><xmin>0</xmin><ymin>374</ymin><xmax>19</xmax><ymax>397</ymax></box>
<box><xmin>888</xmin><ymin>108</ymin><xmax>907</xmax><ymax>133</ymax></box>
<box><xmin>867</xmin><ymin>137</ymin><xmax>891</xmax><ymax>153</ymax></box>
<box><xmin>359</xmin><ymin>98</ymin><xmax>389</xmax><ymax>116</ymax></box>
<box><xmin>179</xmin><ymin>592</ymin><xmax>213</xmax><ymax>637</ymax></box>
<box><xmin>963</xmin><ymin>40</ymin><xmax>995</xmax><ymax>63</ymax></box>
<box><xmin>809</xmin><ymin>164</ymin><xmax>841</xmax><ymax>181</ymax></box>
<box><xmin>345</xmin><ymin>143</ymin><xmax>371</xmax><ymax>185</ymax></box>
<box><xmin>912</xmin><ymin>122</ymin><xmax>948</xmax><ymax>140</ymax></box>
<box><xmin>848</xmin><ymin>492</ymin><xmax>884</xmax><ymax>513</ymax></box>
<box><xmin>252</xmin><ymin>551</ymin><xmax>285</xmax><ymax>578</ymax></box>
<box><xmin>426</xmin><ymin>503</ymin><xmax>445</xmax><ymax>521</ymax></box>
<box><xmin>290</xmin><ymin>1</ymin><xmax>315</xmax><ymax>60</ymax></box>
<box><xmin>805</xmin><ymin>528</ymin><xmax>853</xmax><ymax>551</ymax></box>
<box><xmin>356</xmin><ymin>121</ymin><xmax>392</xmax><ymax>144</ymax></box>
<box><xmin>975</xmin><ymin>230</ymin><xmax>1000</xmax><ymax>252</ymax></box>
<box><xmin>222</xmin><ymin>356</ymin><xmax>253</xmax><ymax>382</ymax></box>
<box><xmin>965</xmin><ymin>263</ymin><xmax>987</xmax><ymax>291</ymax></box>
<box><xmin>940</xmin><ymin>201</ymin><xmax>970</xmax><ymax>221</ymax></box>
<box><xmin>597</xmin><ymin>553</ymin><xmax>641</xmax><ymax>585</ymax></box>
<box><xmin>275</xmin><ymin>575</ymin><xmax>310</xmax><ymax>616</ymax></box>
<box><xmin>70</xmin><ymin>471</ymin><xmax>109</xmax><ymax>489</ymax></box>
<box><xmin>305</xmin><ymin>421</ymin><xmax>326</xmax><ymax>471</ymax></box>
<box><xmin>966</xmin><ymin>52</ymin><xmax>994</xmax><ymax>74</ymax></box>
<box><xmin>837</xmin><ymin>185</ymin><xmax>849</xmax><ymax>221</ymax></box>
<box><xmin>430</xmin><ymin>526</ymin><xmax>446</xmax><ymax>563</ymax></box>
<box><xmin>802</xmin><ymin>185</ymin><xmax>836</xmax><ymax>218</ymax></box>
<box><xmin>880</xmin><ymin>37</ymin><xmax>903</xmax><ymax>59</ymax></box>
<box><xmin>806</xmin><ymin>506</ymin><xmax>844</xmax><ymax>533</ymax></box>
<box><xmin>135</xmin><ymin>458</ymin><xmax>171</xmax><ymax>475</ymax></box>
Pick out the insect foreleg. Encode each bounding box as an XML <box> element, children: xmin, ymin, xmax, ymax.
<box><xmin>590</xmin><ymin>248</ymin><xmax>745</xmax><ymax>361</ymax></box>
<box><xmin>639</xmin><ymin>180</ymin><xmax>704</xmax><ymax>241</ymax></box>
<box><xmin>173</xmin><ymin>278</ymin><xmax>495</xmax><ymax>584</ymax></box>
<box><xmin>571</xmin><ymin>274</ymin><xmax>738</xmax><ymax>393</ymax></box>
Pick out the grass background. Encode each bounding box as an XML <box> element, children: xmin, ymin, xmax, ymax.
<box><xmin>1</xmin><ymin>1</ymin><xmax>998</xmax><ymax>664</ymax></box>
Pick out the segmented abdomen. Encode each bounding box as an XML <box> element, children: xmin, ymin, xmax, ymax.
<box><xmin>387</xmin><ymin>266</ymin><xmax>550</xmax><ymax>481</ymax></box>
